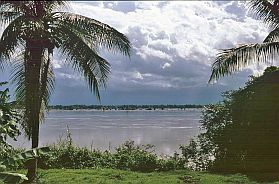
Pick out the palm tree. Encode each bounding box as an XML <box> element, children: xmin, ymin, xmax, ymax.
<box><xmin>0</xmin><ymin>1</ymin><xmax>130</xmax><ymax>181</ymax></box>
<box><xmin>209</xmin><ymin>0</ymin><xmax>279</xmax><ymax>82</ymax></box>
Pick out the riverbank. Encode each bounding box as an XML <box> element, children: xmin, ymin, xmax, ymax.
<box><xmin>3</xmin><ymin>169</ymin><xmax>268</xmax><ymax>184</ymax></box>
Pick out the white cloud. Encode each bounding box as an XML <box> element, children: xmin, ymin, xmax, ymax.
<box><xmin>132</xmin><ymin>71</ymin><xmax>144</xmax><ymax>80</ymax></box>
<box><xmin>162</xmin><ymin>62</ymin><xmax>171</xmax><ymax>69</ymax></box>
<box><xmin>57</xmin><ymin>73</ymin><xmax>80</xmax><ymax>80</ymax></box>
<box><xmin>50</xmin><ymin>1</ymin><xmax>272</xmax><ymax>104</ymax></box>
<box><xmin>139</xmin><ymin>46</ymin><xmax>173</xmax><ymax>61</ymax></box>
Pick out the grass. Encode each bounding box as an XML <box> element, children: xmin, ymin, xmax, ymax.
<box><xmin>3</xmin><ymin>169</ymin><xmax>279</xmax><ymax>184</ymax></box>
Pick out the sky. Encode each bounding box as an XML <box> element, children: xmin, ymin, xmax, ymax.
<box><xmin>1</xmin><ymin>1</ymin><xmax>273</xmax><ymax>105</ymax></box>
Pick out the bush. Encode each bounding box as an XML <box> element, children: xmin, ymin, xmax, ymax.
<box><xmin>114</xmin><ymin>141</ymin><xmax>158</xmax><ymax>172</ymax></box>
<box><xmin>35</xmin><ymin>133</ymin><xmax>186</xmax><ymax>172</ymax></box>
<box><xmin>38</xmin><ymin>142</ymin><xmax>115</xmax><ymax>169</ymax></box>
<box><xmin>157</xmin><ymin>152</ymin><xmax>185</xmax><ymax>171</ymax></box>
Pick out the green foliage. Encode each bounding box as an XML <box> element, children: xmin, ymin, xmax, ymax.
<box><xmin>180</xmin><ymin>102</ymin><xmax>233</xmax><ymax>171</ymax></box>
<box><xmin>0</xmin><ymin>82</ymin><xmax>21</xmax><ymax>151</ymax></box>
<box><xmin>37</xmin><ymin>137</ymin><xmax>185</xmax><ymax>172</ymax></box>
<box><xmin>0</xmin><ymin>172</ymin><xmax>27</xmax><ymax>184</ymax></box>
<box><xmin>4</xmin><ymin>147</ymin><xmax>50</xmax><ymax>169</ymax></box>
<box><xmin>0</xmin><ymin>147</ymin><xmax>50</xmax><ymax>184</ymax></box>
<box><xmin>182</xmin><ymin>66</ymin><xmax>279</xmax><ymax>181</ymax></box>
<box><xmin>0</xmin><ymin>126</ymin><xmax>185</xmax><ymax>173</ymax></box>
<box><xmin>114</xmin><ymin>141</ymin><xmax>158</xmax><ymax>172</ymax></box>
<box><xmin>156</xmin><ymin>153</ymin><xmax>185</xmax><ymax>171</ymax></box>
<box><xmin>0</xmin><ymin>83</ymin><xmax>30</xmax><ymax>183</ymax></box>
<box><xmin>38</xmin><ymin>144</ymin><xmax>114</xmax><ymax>169</ymax></box>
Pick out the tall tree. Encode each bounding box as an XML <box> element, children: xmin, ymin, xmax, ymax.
<box><xmin>209</xmin><ymin>0</ymin><xmax>279</xmax><ymax>82</ymax></box>
<box><xmin>0</xmin><ymin>1</ymin><xmax>131</xmax><ymax>181</ymax></box>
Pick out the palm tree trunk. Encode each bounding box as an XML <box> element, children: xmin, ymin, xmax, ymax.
<box><xmin>24</xmin><ymin>39</ymin><xmax>44</xmax><ymax>182</ymax></box>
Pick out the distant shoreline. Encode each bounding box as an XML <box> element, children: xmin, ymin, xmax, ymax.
<box><xmin>48</xmin><ymin>108</ymin><xmax>203</xmax><ymax>112</ymax></box>
<box><xmin>49</xmin><ymin>104</ymin><xmax>204</xmax><ymax>111</ymax></box>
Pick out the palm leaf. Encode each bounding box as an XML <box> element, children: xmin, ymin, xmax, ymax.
<box><xmin>248</xmin><ymin>0</ymin><xmax>279</xmax><ymax>29</ymax></box>
<box><xmin>10</xmin><ymin>49</ymin><xmax>54</xmax><ymax>136</ymax></box>
<box><xmin>264</xmin><ymin>28</ymin><xmax>279</xmax><ymax>42</ymax></box>
<box><xmin>0</xmin><ymin>1</ymin><xmax>30</xmax><ymax>16</ymax></box>
<box><xmin>10</xmin><ymin>51</ymin><xmax>31</xmax><ymax>136</ymax></box>
<box><xmin>39</xmin><ymin>50</ymin><xmax>55</xmax><ymax>121</ymax></box>
<box><xmin>44</xmin><ymin>1</ymin><xmax>69</xmax><ymax>12</ymax></box>
<box><xmin>58</xmin><ymin>12</ymin><xmax>131</xmax><ymax>57</ymax></box>
<box><xmin>0</xmin><ymin>11</ymin><xmax>22</xmax><ymax>26</ymax></box>
<box><xmin>54</xmin><ymin>24</ymin><xmax>111</xmax><ymax>100</ymax></box>
<box><xmin>209</xmin><ymin>42</ymin><xmax>279</xmax><ymax>82</ymax></box>
<box><xmin>0</xmin><ymin>15</ymin><xmax>25</xmax><ymax>69</ymax></box>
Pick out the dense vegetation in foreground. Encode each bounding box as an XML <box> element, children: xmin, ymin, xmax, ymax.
<box><xmin>2</xmin><ymin>137</ymin><xmax>279</xmax><ymax>183</ymax></box>
<box><xmin>49</xmin><ymin>104</ymin><xmax>204</xmax><ymax>110</ymax></box>
<box><xmin>1</xmin><ymin>169</ymin><xmax>272</xmax><ymax>184</ymax></box>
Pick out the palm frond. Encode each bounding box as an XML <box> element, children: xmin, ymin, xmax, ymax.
<box><xmin>58</xmin><ymin>12</ymin><xmax>131</xmax><ymax>57</ymax></box>
<box><xmin>0</xmin><ymin>11</ymin><xmax>22</xmax><ymax>26</ymax></box>
<box><xmin>264</xmin><ymin>27</ymin><xmax>279</xmax><ymax>42</ymax></box>
<box><xmin>39</xmin><ymin>50</ymin><xmax>55</xmax><ymax>122</ymax></box>
<box><xmin>10</xmin><ymin>48</ymin><xmax>55</xmax><ymax>136</ymax></box>
<box><xmin>44</xmin><ymin>1</ymin><xmax>69</xmax><ymax>12</ymax></box>
<box><xmin>209</xmin><ymin>42</ymin><xmax>279</xmax><ymax>82</ymax></box>
<box><xmin>0</xmin><ymin>15</ymin><xmax>25</xmax><ymax>69</ymax></box>
<box><xmin>53</xmin><ymin>24</ymin><xmax>110</xmax><ymax>100</ymax></box>
<box><xmin>248</xmin><ymin>0</ymin><xmax>279</xmax><ymax>29</ymax></box>
<box><xmin>0</xmin><ymin>1</ymin><xmax>30</xmax><ymax>15</ymax></box>
<box><xmin>10</xmin><ymin>51</ymin><xmax>30</xmax><ymax>136</ymax></box>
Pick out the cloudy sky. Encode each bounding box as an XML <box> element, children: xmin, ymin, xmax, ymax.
<box><xmin>3</xmin><ymin>1</ymin><xmax>272</xmax><ymax>105</ymax></box>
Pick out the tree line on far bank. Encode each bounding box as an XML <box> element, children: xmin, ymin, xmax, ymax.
<box><xmin>49</xmin><ymin>104</ymin><xmax>204</xmax><ymax>110</ymax></box>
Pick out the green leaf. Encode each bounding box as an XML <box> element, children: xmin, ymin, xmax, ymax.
<box><xmin>0</xmin><ymin>165</ymin><xmax>6</xmax><ymax>172</ymax></box>
<box><xmin>3</xmin><ymin>147</ymin><xmax>51</xmax><ymax>167</ymax></box>
<box><xmin>36</xmin><ymin>146</ymin><xmax>51</xmax><ymax>155</ymax></box>
<box><xmin>0</xmin><ymin>172</ymin><xmax>28</xmax><ymax>184</ymax></box>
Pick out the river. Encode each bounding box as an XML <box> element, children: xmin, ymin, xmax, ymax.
<box><xmin>13</xmin><ymin>109</ymin><xmax>202</xmax><ymax>155</ymax></box>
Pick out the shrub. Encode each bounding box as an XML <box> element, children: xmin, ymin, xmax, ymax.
<box><xmin>114</xmin><ymin>141</ymin><xmax>158</xmax><ymax>172</ymax></box>
<box><xmin>38</xmin><ymin>141</ymin><xmax>115</xmax><ymax>169</ymax></box>
<box><xmin>36</xmin><ymin>136</ymin><xmax>186</xmax><ymax>172</ymax></box>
